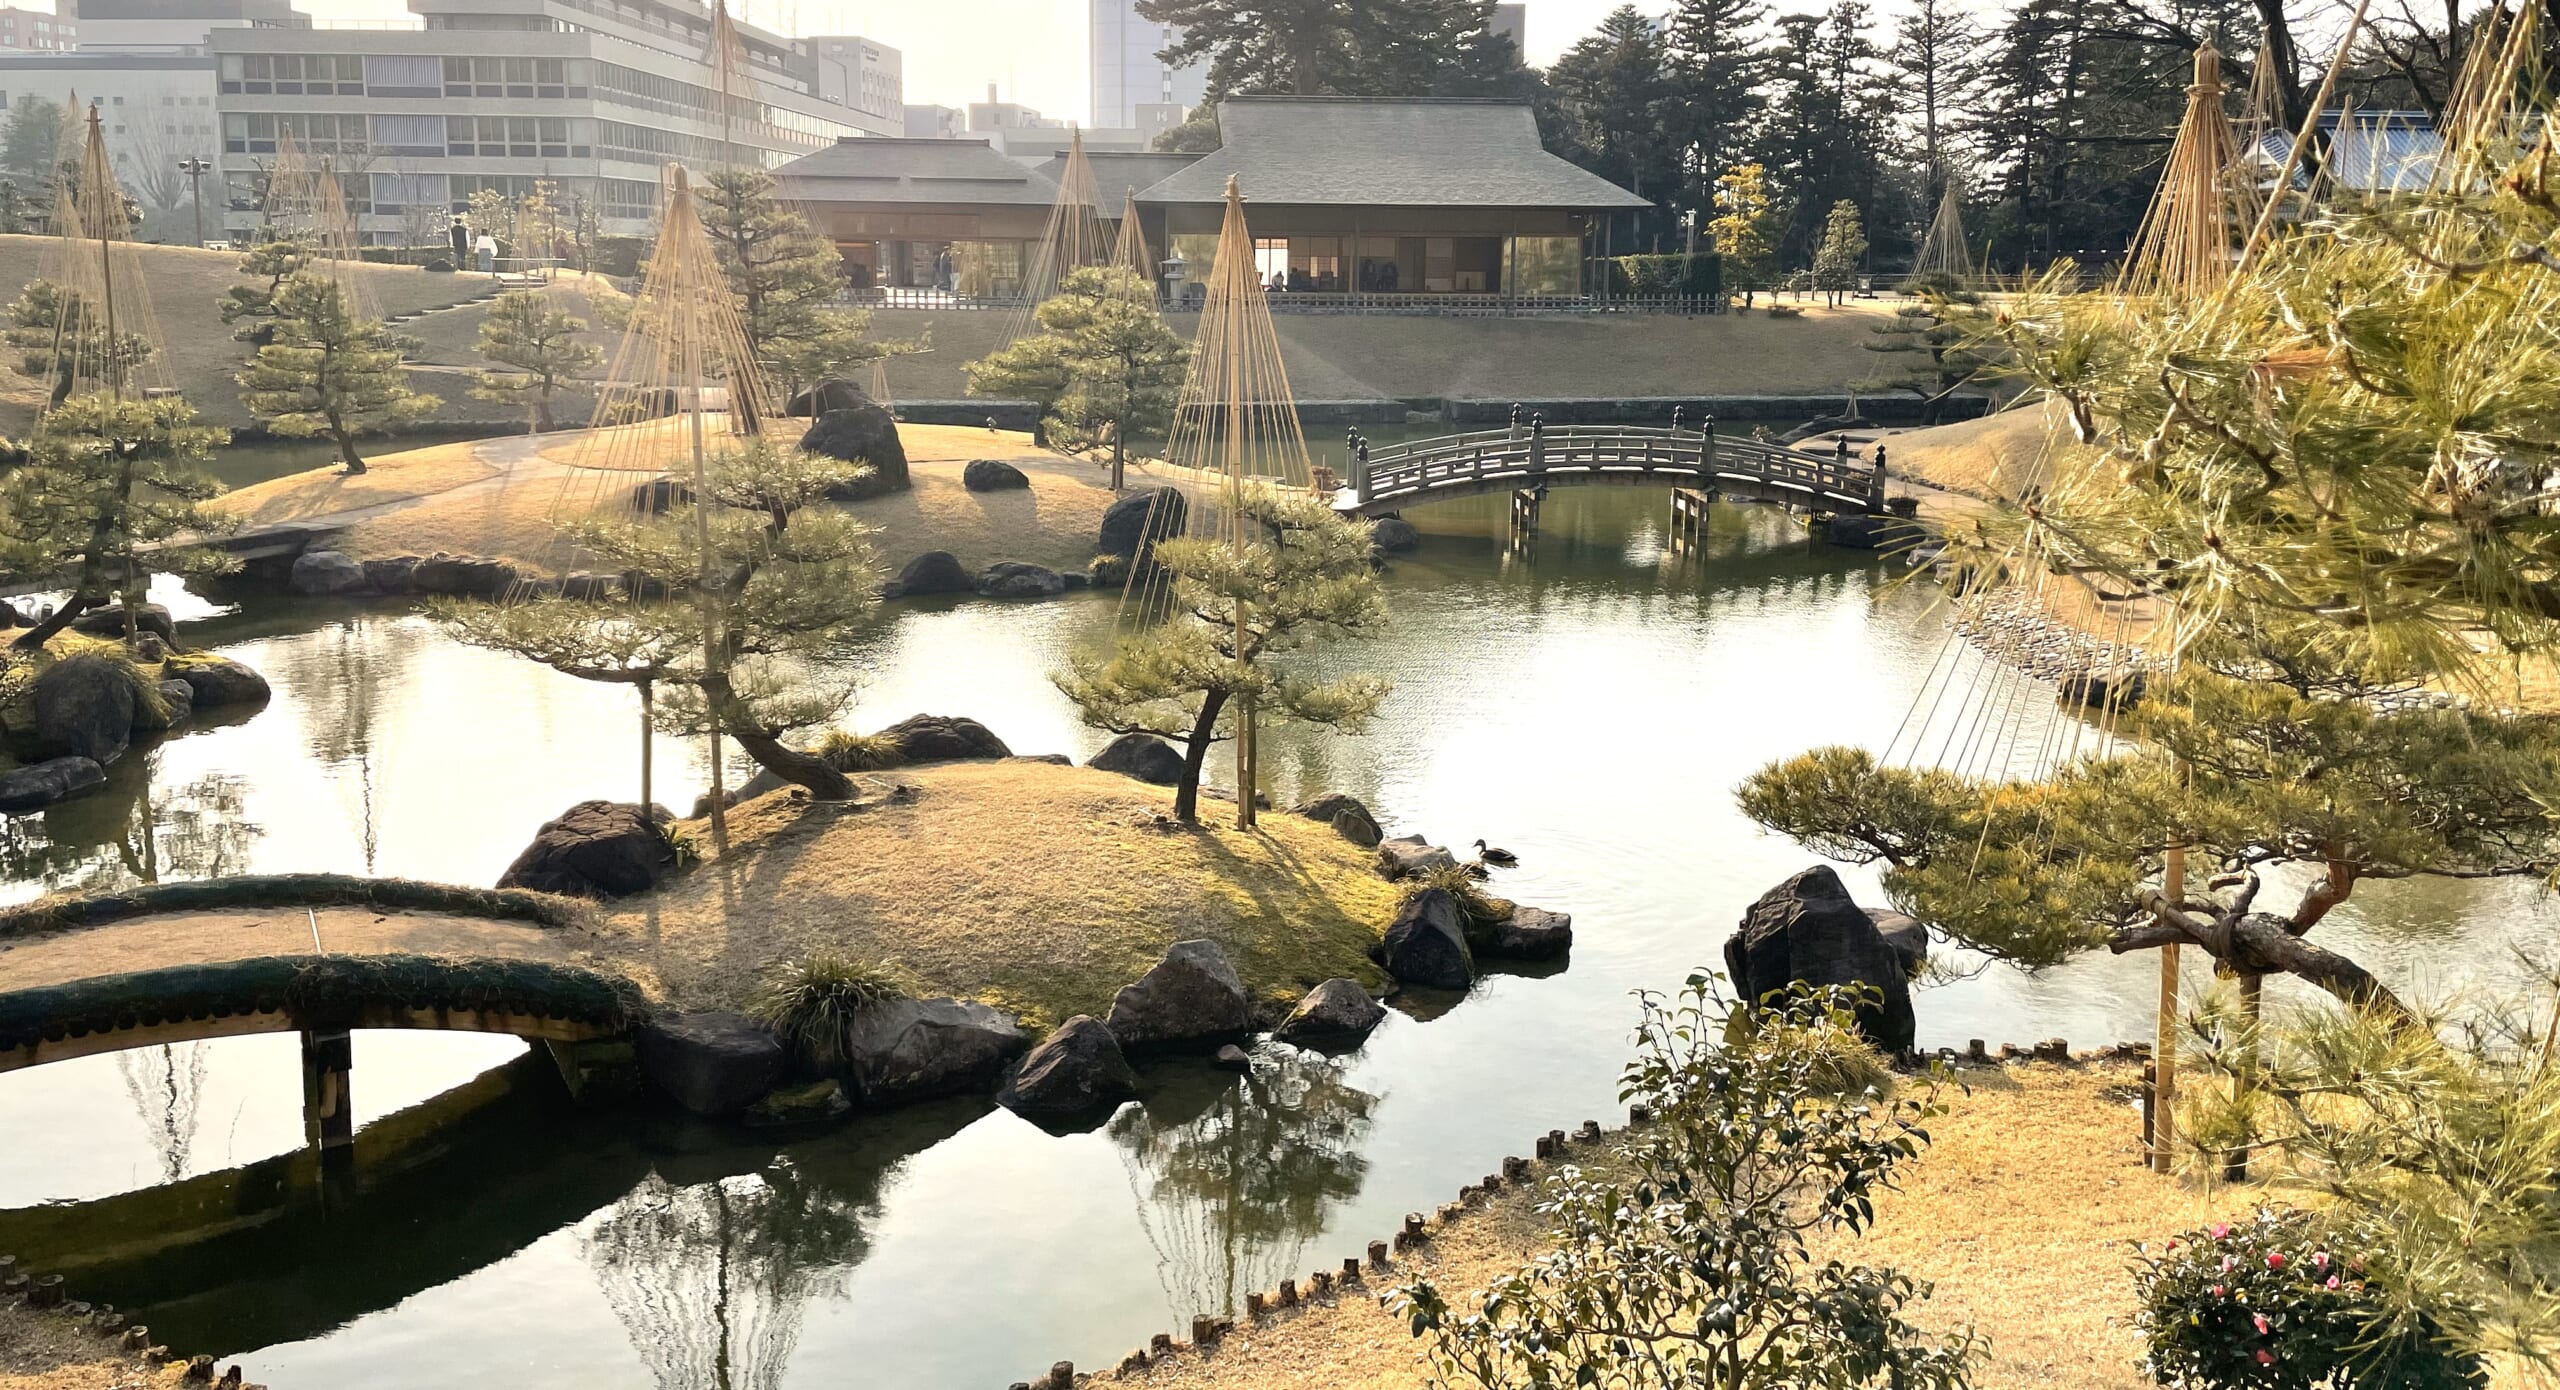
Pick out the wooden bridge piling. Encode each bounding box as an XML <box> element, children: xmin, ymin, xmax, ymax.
<box><xmin>301</xmin><ymin>1027</ymin><xmax>355</xmax><ymax>1161</ymax></box>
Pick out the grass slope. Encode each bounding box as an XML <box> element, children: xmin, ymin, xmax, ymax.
<box><xmin>598</xmin><ymin>760</ymin><xmax>1397</xmax><ymax>1029</ymax></box>
<box><xmin>1103</xmin><ymin>1062</ymin><xmax>2255</xmax><ymax>1390</ymax></box>
<box><xmin>870</xmin><ymin>302</ymin><xmax>1903</xmax><ymax>403</ymax></box>
<box><xmin>0</xmin><ymin>235</ymin><xmax>511</xmax><ymax>435</ymax></box>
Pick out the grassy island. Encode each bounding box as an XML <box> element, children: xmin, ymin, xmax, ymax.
<box><xmin>596</xmin><ymin>760</ymin><xmax>1398</xmax><ymax>1028</ymax></box>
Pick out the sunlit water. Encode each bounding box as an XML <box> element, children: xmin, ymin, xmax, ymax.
<box><xmin>0</xmin><ymin>489</ymin><xmax>2550</xmax><ymax>1388</ymax></box>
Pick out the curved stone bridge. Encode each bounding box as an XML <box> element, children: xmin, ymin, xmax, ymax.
<box><xmin>1333</xmin><ymin>424</ymin><xmax>1888</xmax><ymax>518</ymax></box>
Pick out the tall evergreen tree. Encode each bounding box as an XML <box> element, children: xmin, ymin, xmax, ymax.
<box><xmin>1811</xmin><ymin>199</ymin><xmax>1865</xmax><ymax>304</ymax></box>
<box><xmin>1662</xmin><ymin>0</ymin><xmax>1768</xmax><ymax>237</ymax></box>
<box><xmin>1754</xmin><ymin>5</ymin><xmax>1896</xmax><ymax>267</ymax></box>
<box><xmin>0</xmin><ymin>94</ymin><xmax>63</xmax><ymax>181</ymax></box>
<box><xmin>1548</xmin><ymin>6</ymin><xmax>1681</xmax><ymax>248</ymax></box>
<box><xmin>1890</xmin><ymin>0</ymin><xmax>1977</xmax><ymax>202</ymax></box>
<box><xmin>967</xmin><ymin>267</ymin><xmax>1188</xmax><ymax>490</ymax></box>
<box><xmin>1136</xmin><ymin>0</ymin><xmax>1519</xmax><ymax>99</ymax></box>
<box><xmin>236</xmin><ymin>272</ymin><xmax>437</xmax><ymax>474</ymax></box>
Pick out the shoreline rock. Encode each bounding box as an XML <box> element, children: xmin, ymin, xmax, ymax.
<box><xmin>1000</xmin><ymin>1015</ymin><xmax>1139</xmax><ymax>1123</ymax></box>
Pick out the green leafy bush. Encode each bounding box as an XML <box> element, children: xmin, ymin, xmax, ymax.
<box><xmin>1608</xmin><ymin>252</ymin><xmax>1720</xmax><ymax>299</ymax></box>
<box><xmin>749</xmin><ymin>952</ymin><xmax>909</xmax><ymax>1069</ymax></box>
<box><xmin>2133</xmin><ymin>1208</ymin><xmax>2485</xmax><ymax>1390</ymax></box>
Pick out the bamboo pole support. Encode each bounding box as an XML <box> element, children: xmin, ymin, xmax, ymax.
<box><xmin>2152</xmin><ymin>839</ymin><xmax>2182</xmax><ymax>1174</ymax></box>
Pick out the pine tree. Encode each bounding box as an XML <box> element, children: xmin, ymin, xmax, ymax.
<box><xmin>0</xmin><ymin>93</ymin><xmax>63</xmax><ymax>180</ymax></box>
<box><xmin>470</xmin><ymin>290</ymin><xmax>603</xmax><ymax>432</ymax></box>
<box><xmin>0</xmin><ymin>393</ymin><xmax>232</xmax><ymax>650</ymax></box>
<box><xmin>1056</xmin><ymin>485</ymin><xmax>1389</xmax><ymax>824</ymax></box>
<box><xmin>696</xmin><ymin>167</ymin><xmax>888</xmax><ymax>406</ymax></box>
<box><xmin>216</xmin><ymin>237</ymin><xmax>313</xmax><ymax>345</ymax></box>
<box><xmin>1708</xmin><ymin>163</ymin><xmax>1779</xmax><ymax>306</ymax></box>
<box><xmin>1136</xmin><ymin>0</ymin><xmax>1521</xmax><ymax>99</ymax></box>
<box><xmin>436</xmin><ymin>438</ymin><xmax>884</xmax><ymax>804</ymax></box>
<box><xmin>5</xmin><ymin>280</ymin><xmax>154</xmax><ymax>408</ymax></box>
<box><xmin>1549</xmin><ymin>6</ymin><xmax>1681</xmax><ymax>248</ymax></box>
<box><xmin>1811</xmin><ymin>199</ymin><xmax>1865</xmax><ymax>305</ymax></box>
<box><xmin>1857</xmin><ymin>276</ymin><xmax>1987</xmax><ymax>422</ymax></box>
<box><xmin>1662</xmin><ymin>0</ymin><xmax>1768</xmax><ymax>236</ymax></box>
<box><xmin>967</xmin><ymin>267</ymin><xmax>1187</xmax><ymax>489</ymax></box>
<box><xmin>236</xmin><ymin>272</ymin><xmax>437</xmax><ymax>475</ymax></box>
<box><xmin>1891</xmin><ymin>0</ymin><xmax>1977</xmax><ymax>201</ymax></box>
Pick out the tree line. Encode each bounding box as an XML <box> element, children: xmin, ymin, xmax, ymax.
<box><xmin>1145</xmin><ymin>0</ymin><xmax>2511</xmax><ymax>278</ymax></box>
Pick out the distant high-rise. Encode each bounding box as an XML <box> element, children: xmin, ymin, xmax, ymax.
<box><xmin>1090</xmin><ymin>0</ymin><xmax>1201</xmax><ymax>130</ymax></box>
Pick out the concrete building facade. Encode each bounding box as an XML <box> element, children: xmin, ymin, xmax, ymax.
<box><xmin>1088</xmin><ymin>0</ymin><xmax>1199</xmax><ymax>129</ymax></box>
<box><xmin>208</xmin><ymin>0</ymin><xmax>902</xmax><ymax>243</ymax></box>
<box><xmin>0</xmin><ymin>51</ymin><xmax>218</xmax><ymax>216</ymax></box>
<box><xmin>801</xmin><ymin>33</ymin><xmax>896</xmax><ymax>128</ymax></box>
<box><xmin>65</xmin><ymin>0</ymin><xmax>295</xmax><ymax>53</ymax></box>
<box><xmin>0</xmin><ymin>5</ymin><xmax>73</xmax><ymax>49</ymax></box>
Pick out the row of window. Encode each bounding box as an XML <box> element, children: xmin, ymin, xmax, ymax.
<box><xmin>224</xmin><ymin>112</ymin><xmax>593</xmax><ymax>160</ymax></box>
<box><xmin>221</xmin><ymin>170</ymin><xmax>653</xmax><ymax>222</ymax></box>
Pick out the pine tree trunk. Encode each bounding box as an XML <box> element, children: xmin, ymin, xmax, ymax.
<box><xmin>1172</xmin><ymin>688</ymin><xmax>1229</xmax><ymax>824</ymax></box>
<box><xmin>699</xmin><ymin>672</ymin><xmax>855</xmax><ymax>802</ymax></box>
<box><xmin>330</xmin><ymin>418</ymin><xmax>367</xmax><ymax>474</ymax></box>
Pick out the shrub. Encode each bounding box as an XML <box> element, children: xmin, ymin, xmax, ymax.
<box><xmin>1608</xmin><ymin>252</ymin><xmax>1720</xmax><ymax>299</ymax></box>
<box><xmin>1396</xmin><ymin>975</ymin><xmax>1976</xmax><ymax>1390</ymax></box>
<box><xmin>2133</xmin><ymin>1208</ymin><xmax>2486</xmax><ymax>1390</ymax></box>
<box><xmin>1088</xmin><ymin>553</ymin><xmax>1131</xmax><ymax>588</ymax></box>
<box><xmin>748</xmin><ymin>952</ymin><xmax>909</xmax><ymax>1069</ymax></box>
<box><xmin>1402</xmin><ymin>861</ymin><xmax>1507</xmax><ymax>929</ymax></box>
<box><xmin>814</xmin><ymin>728</ymin><xmax>904</xmax><ymax>771</ymax></box>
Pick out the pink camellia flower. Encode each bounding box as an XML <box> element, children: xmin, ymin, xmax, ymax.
<box><xmin>2221</xmin><ymin>1255</ymin><xmax>2237</xmax><ymax>1273</ymax></box>
<box><xmin>2257</xmin><ymin>1350</ymin><xmax>2276</xmax><ymax>1366</ymax></box>
<box><xmin>2209</xmin><ymin>1223</ymin><xmax>2231</xmax><ymax>1240</ymax></box>
<box><xmin>2254</xmin><ymin>1314</ymin><xmax>2272</xmax><ymax>1336</ymax></box>
<box><xmin>2209</xmin><ymin>1285</ymin><xmax>2225</xmax><ymax>1298</ymax></box>
<box><xmin>2266</xmin><ymin>1252</ymin><xmax>2288</xmax><ymax>1270</ymax></box>
<box><xmin>2311</xmin><ymin>1252</ymin><xmax>2330</xmax><ymax>1269</ymax></box>
<box><xmin>2325</xmin><ymin>1276</ymin><xmax>2341</xmax><ymax>1290</ymax></box>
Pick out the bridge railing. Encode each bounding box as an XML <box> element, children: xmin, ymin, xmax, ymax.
<box><xmin>1351</xmin><ymin>424</ymin><xmax>1882</xmax><ymax>509</ymax></box>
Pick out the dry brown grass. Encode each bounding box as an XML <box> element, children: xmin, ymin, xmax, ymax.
<box><xmin>596</xmin><ymin>760</ymin><xmax>1396</xmax><ymax>1029</ymax></box>
<box><xmin>1104</xmin><ymin>1062</ymin><xmax>2256</xmax><ymax>1390</ymax></box>
<box><xmin>1884</xmin><ymin>403</ymin><xmax>2094</xmax><ymax>502</ymax></box>
<box><xmin>209</xmin><ymin>439</ymin><xmax>499</xmax><ymax>528</ymax></box>
<box><xmin>0</xmin><ymin>1301</ymin><xmax>191</xmax><ymax>1390</ymax></box>
<box><xmin>0</xmin><ymin>235</ymin><xmax>502</xmax><ymax>435</ymax></box>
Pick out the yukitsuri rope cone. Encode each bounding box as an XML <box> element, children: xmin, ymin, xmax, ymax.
<box><xmin>1003</xmin><ymin>127</ymin><xmax>1113</xmax><ymax>345</ymax></box>
<box><xmin>36</xmin><ymin>106</ymin><xmax>176</xmax><ymax>409</ymax></box>
<box><xmin>2115</xmin><ymin>46</ymin><xmax>2249</xmax><ymax>305</ymax></box>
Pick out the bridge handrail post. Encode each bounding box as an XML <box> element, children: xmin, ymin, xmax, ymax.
<box><xmin>1869</xmin><ymin>443</ymin><xmax>1889</xmax><ymax>508</ymax></box>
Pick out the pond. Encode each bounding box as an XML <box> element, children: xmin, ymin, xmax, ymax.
<box><xmin>0</xmin><ymin>487</ymin><xmax>2547</xmax><ymax>1389</ymax></box>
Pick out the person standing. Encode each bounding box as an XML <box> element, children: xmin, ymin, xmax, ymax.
<box><xmin>475</xmin><ymin>231</ymin><xmax>498</xmax><ymax>275</ymax></box>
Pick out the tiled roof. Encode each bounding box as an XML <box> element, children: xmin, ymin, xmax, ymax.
<box><xmin>1134</xmin><ymin>97</ymin><xmax>1650</xmax><ymax>210</ymax></box>
<box><xmin>774</xmin><ymin>137</ymin><xmax>1061</xmax><ymax>206</ymax></box>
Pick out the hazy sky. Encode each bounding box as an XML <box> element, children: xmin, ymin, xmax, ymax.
<box><xmin>281</xmin><ymin>0</ymin><xmax>1683</xmax><ymax>122</ymax></box>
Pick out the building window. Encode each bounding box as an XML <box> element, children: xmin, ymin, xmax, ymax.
<box><xmin>364</xmin><ymin>54</ymin><xmax>441</xmax><ymax>98</ymax></box>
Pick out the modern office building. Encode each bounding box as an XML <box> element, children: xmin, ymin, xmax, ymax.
<box><xmin>69</xmin><ymin>0</ymin><xmax>297</xmax><ymax>53</ymax></box>
<box><xmin>0</xmin><ymin>50</ymin><xmax>218</xmax><ymax>212</ymax></box>
<box><xmin>966</xmin><ymin>83</ymin><xmax>1057</xmax><ymax>134</ymax></box>
<box><xmin>209</xmin><ymin>0</ymin><xmax>902</xmax><ymax>243</ymax></box>
<box><xmin>902</xmin><ymin>102</ymin><xmax>960</xmax><ymax>138</ymax></box>
<box><xmin>801</xmin><ymin>33</ymin><xmax>896</xmax><ymax>128</ymax></box>
<box><xmin>1088</xmin><ymin>0</ymin><xmax>1199</xmax><ymax>129</ymax></box>
<box><xmin>0</xmin><ymin>4</ymin><xmax>74</xmax><ymax>49</ymax></box>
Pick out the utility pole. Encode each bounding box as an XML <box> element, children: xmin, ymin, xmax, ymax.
<box><xmin>178</xmin><ymin>157</ymin><xmax>211</xmax><ymax>247</ymax></box>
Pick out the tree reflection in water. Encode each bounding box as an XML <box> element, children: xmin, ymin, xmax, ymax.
<box><xmin>1112</xmin><ymin>1050</ymin><xmax>1379</xmax><ymax>1320</ymax></box>
<box><xmin>0</xmin><ymin>752</ymin><xmax>260</xmax><ymax>896</ymax></box>
<box><xmin>581</xmin><ymin>1161</ymin><xmax>873</xmax><ymax>1390</ymax></box>
<box><xmin>117</xmin><ymin>1042</ymin><xmax>211</xmax><ymax>1184</ymax></box>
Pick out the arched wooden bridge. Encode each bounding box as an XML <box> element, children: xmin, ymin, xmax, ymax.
<box><xmin>1333</xmin><ymin>424</ymin><xmax>1889</xmax><ymax>518</ymax></box>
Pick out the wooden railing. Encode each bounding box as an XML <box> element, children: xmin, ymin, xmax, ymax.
<box><xmin>1344</xmin><ymin>424</ymin><xmax>1885</xmax><ymax>513</ymax></box>
<box><xmin>837</xmin><ymin>287</ymin><xmax>1724</xmax><ymax>317</ymax></box>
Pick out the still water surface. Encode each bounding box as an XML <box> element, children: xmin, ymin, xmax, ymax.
<box><xmin>0</xmin><ymin>488</ymin><xmax>2545</xmax><ymax>1388</ymax></box>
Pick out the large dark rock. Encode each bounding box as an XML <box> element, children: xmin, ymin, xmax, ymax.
<box><xmin>1822</xmin><ymin>512</ymin><xmax>1925</xmax><ymax>551</ymax></box>
<box><xmin>879</xmin><ymin>713</ymin><xmax>1010</xmax><ymax>763</ymax></box>
<box><xmin>975</xmin><ymin>561</ymin><xmax>1066</xmax><ymax>599</ymax></box>
<box><xmin>1723</xmin><ymin>866</ymin><xmax>1916</xmax><ymax>1054</ymax></box>
<box><xmin>289</xmin><ymin>550</ymin><xmax>368</xmax><ymax>595</ymax></box>
<box><xmin>1096</xmin><ymin>487</ymin><xmax>1188</xmax><ymax>576</ymax></box>
<box><xmin>1272</xmin><ymin>978</ymin><xmax>1386</xmax><ymax>1049</ymax></box>
<box><xmin>166</xmin><ymin>654</ymin><xmax>271</xmax><ymax>708</ymax></box>
<box><xmin>637</xmin><ymin>1011</ymin><xmax>787</xmax><ymax>1117</ymax></box>
<box><xmin>1375</xmin><ymin>835</ymin><xmax>1456</xmax><ymax>880</ymax></box>
<box><xmin>963</xmin><ymin>458</ymin><xmax>1030</xmax><ymax>491</ymax></box>
<box><xmin>1371</xmin><ymin>517</ymin><xmax>1421</xmax><ymax>552</ymax></box>
<box><xmin>1293</xmin><ymin>793</ymin><xmax>1382</xmax><ymax>848</ymax></box>
<box><xmin>0</xmin><ymin>599</ymin><xmax>24</xmax><ymax>629</ymax></box>
<box><xmin>1106</xmin><ymin>939</ymin><xmax>1249</xmax><ymax>1051</ymax></box>
<box><xmin>0</xmin><ymin>756</ymin><xmax>106</xmax><ymax>814</ymax></box>
<box><xmin>840</xmin><ymin>997</ymin><xmax>1029</xmax><ymax>1105</ymax></box>
<box><xmin>785</xmin><ymin>377</ymin><xmax>874</xmax><ymax>418</ymax></box>
<box><xmin>1378</xmin><ymin>887</ymin><xmax>1474</xmax><ymax>989</ymax></box>
<box><xmin>1866</xmin><ymin>908</ymin><xmax>1930</xmax><ymax>980</ymax></box>
<box><xmin>69</xmin><ymin>604</ymin><xmax>176</xmax><ymax>645</ymax></box>
<box><xmin>361</xmin><ymin>556</ymin><xmax>423</xmax><ymax>594</ymax></box>
<box><xmin>2058</xmin><ymin>669</ymin><xmax>2146</xmax><ymax>711</ymax></box>
<box><xmin>742</xmin><ymin>1079</ymin><xmax>851</xmax><ymax>1128</ymax></box>
<box><xmin>803</xmin><ymin>404</ymin><xmax>911</xmax><ymax>500</ymax></box>
<box><xmin>496</xmin><ymin>800</ymin><xmax>676</xmax><ymax>899</ymax></box>
<box><xmin>890</xmin><ymin>551</ymin><xmax>973</xmax><ymax>598</ymax></box>
<box><xmin>411</xmin><ymin>555</ymin><xmax>519</xmax><ymax>597</ymax></box>
<box><xmin>1478</xmin><ymin>904</ymin><xmax>1573</xmax><ymax>960</ymax></box>
<box><xmin>999</xmin><ymin>1015</ymin><xmax>1139</xmax><ymax>1122</ymax></box>
<box><xmin>132</xmin><ymin>679</ymin><xmax>194</xmax><ymax>732</ymax></box>
<box><xmin>31</xmin><ymin>654</ymin><xmax>139</xmax><ymax>765</ymax></box>
<box><xmin>1089</xmin><ymin>732</ymin><xmax>1184</xmax><ymax>785</ymax></box>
